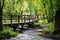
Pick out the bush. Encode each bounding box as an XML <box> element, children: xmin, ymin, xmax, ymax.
<box><xmin>43</xmin><ymin>27</ymin><xmax>49</xmax><ymax>34</ymax></box>
<box><xmin>49</xmin><ymin>22</ymin><xmax>54</xmax><ymax>33</ymax></box>
<box><xmin>34</xmin><ymin>19</ymin><xmax>48</xmax><ymax>27</ymax></box>
<box><xmin>38</xmin><ymin>19</ymin><xmax>48</xmax><ymax>25</ymax></box>
<box><xmin>0</xmin><ymin>26</ymin><xmax>17</xmax><ymax>39</ymax></box>
<box><xmin>43</xmin><ymin>22</ymin><xmax>54</xmax><ymax>34</ymax></box>
<box><xmin>34</xmin><ymin>21</ymin><xmax>40</xmax><ymax>27</ymax></box>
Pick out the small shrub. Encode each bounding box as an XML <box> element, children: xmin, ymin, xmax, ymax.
<box><xmin>49</xmin><ymin>22</ymin><xmax>54</xmax><ymax>33</ymax></box>
<box><xmin>43</xmin><ymin>22</ymin><xmax>54</xmax><ymax>34</ymax></box>
<box><xmin>0</xmin><ymin>32</ymin><xmax>6</xmax><ymax>39</ymax></box>
<box><xmin>9</xmin><ymin>31</ymin><xmax>17</xmax><ymax>37</ymax></box>
<box><xmin>43</xmin><ymin>28</ymin><xmax>49</xmax><ymax>34</ymax></box>
<box><xmin>34</xmin><ymin>19</ymin><xmax>48</xmax><ymax>27</ymax></box>
<box><xmin>0</xmin><ymin>26</ymin><xmax>17</xmax><ymax>39</ymax></box>
<box><xmin>38</xmin><ymin>19</ymin><xmax>48</xmax><ymax>25</ymax></box>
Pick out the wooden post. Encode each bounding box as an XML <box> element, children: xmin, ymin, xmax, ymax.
<box><xmin>19</xmin><ymin>15</ymin><xmax>21</xmax><ymax>22</ymax></box>
<box><xmin>29</xmin><ymin>15</ymin><xmax>30</xmax><ymax>23</ymax></box>
<box><xmin>11</xmin><ymin>15</ymin><xmax>12</xmax><ymax>26</ymax></box>
<box><xmin>20</xmin><ymin>24</ymin><xmax>24</xmax><ymax>32</ymax></box>
<box><xmin>24</xmin><ymin>15</ymin><xmax>25</xmax><ymax>23</ymax></box>
<box><xmin>31</xmin><ymin>22</ymin><xmax>34</xmax><ymax>28</ymax></box>
<box><xmin>13</xmin><ymin>25</ymin><xmax>16</xmax><ymax>32</ymax></box>
<box><xmin>18</xmin><ymin>15</ymin><xmax>19</xmax><ymax>24</ymax></box>
<box><xmin>37</xmin><ymin>15</ymin><xmax>38</xmax><ymax>20</ymax></box>
<box><xmin>28</xmin><ymin>22</ymin><xmax>34</xmax><ymax>28</ymax></box>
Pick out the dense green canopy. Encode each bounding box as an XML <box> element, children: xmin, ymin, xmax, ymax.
<box><xmin>2</xmin><ymin>0</ymin><xmax>57</xmax><ymax>22</ymax></box>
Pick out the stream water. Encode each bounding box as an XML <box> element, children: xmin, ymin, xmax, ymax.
<box><xmin>5</xmin><ymin>28</ymin><xmax>53</xmax><ymax>40</ymax></box>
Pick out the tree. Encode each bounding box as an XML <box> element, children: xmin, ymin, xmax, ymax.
<box><xmin>54</xmin><ymin>0</ymin><xmax>60</xmax><ymax>34</ymax></box>
<box><xmin>0</xmin><ymin>0</ymin><xmax>5</xmax><ymax>31</ymax></box>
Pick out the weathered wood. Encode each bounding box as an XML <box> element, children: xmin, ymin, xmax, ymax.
<box><xmin>3</xmin><ymin>15</ymin><xmax>38</xmax><ymax>24</ymax></box>
<box><xmin>12</xmin><ymin>25</ymin><xmax>17</xmax><ymax>32</ymax></box>
<box><xmin>3</xmin><ymin>14</ymin><xmax>39</xmax><ymax>31</ymax></box>
<box><xmin>20</xmin><ymin>24</ymin><xmax>24</xmax><ymax>32</ymax></box>
<box><xmin>18</xmin><ymin>15</ymin><xmax>20</xmax><ymax>24</ymax></box>
<box><xmin>3</xmin><ymin>20</ymin><xmax>35</xmax><ymax>25</ymax></box>
<box><xmin>11</xmin><ymin>15</ymin><xmax>12</xmax><ymax>26</ymax></box>
<box><xmin>24</xmin><ymin>15</ymin><xmax>25</xmax><ymax>23</ymax></box>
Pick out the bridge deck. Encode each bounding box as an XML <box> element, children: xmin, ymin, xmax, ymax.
<box><xmin>3</xmin><ymin>14</ymin><xmax>39</xmax><ymax>25</ymax></box>
<box><xmin>3</xmin><ymin>19</ymin><xmax>37</xmax><ymax>25</ymax></box>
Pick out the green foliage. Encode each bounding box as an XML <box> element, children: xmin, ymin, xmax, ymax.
<box><xmin>2</xmin><ymin>0</ymin><xmax>57</xmax><ymax>22</ymax></box>
<box><xmin>43</xmin><ymin>27</ymin><xmax>49</xmax><ymax>34</ymax></box>
<box><xmin>34</xmin><ymin>19</ymin><xmax>48</xmax><ymax>27</ymax></box>
<box><xmin>43</xmin><ymin>22</ymin><xmax>54</xmax><ymax>34</ymax></box>
<box><xmin>0</xmin><ymin>26</ymin><xmax>17</xmax><ymax>39</ymax></box>
<box><xmin>38</xmin><ymin>19</ymin><xmax>48</xmax><ymax>25</ymax></box>
<box><xmin>49</xmin><ymin>22</ymin><xmax>54</xmax><ymax>33</ymax></box>
<box><xmin>34</xmin><ymin>22</ymin><xmax>40</xmax><ymax>28</ymax></box>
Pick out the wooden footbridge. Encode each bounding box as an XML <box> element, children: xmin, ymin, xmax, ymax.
<box><xmin>3</xmin><ymin>14</ymin><xmax>39</xmax><ymax>31</ymax></box>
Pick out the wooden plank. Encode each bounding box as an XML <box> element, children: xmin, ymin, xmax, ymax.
<box><xmin>3</xmin><ymin>15</ymin><xmax>36</xmax><ymax>20</ymax></box>
<box><xmin>3</xmin><ymin>20</ymin><xmax>36</xmax><ymax>25</ymax></box>
<box><xmin>3</xmin><ymin>14</ymin><xmax>38</xmax><ymax>25</ymax></box>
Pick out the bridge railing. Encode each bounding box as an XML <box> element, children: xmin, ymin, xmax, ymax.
<box><xmin>3</xmin><ymin>15</ymin><xmax>39</xmax><ymax>24</ymax></box>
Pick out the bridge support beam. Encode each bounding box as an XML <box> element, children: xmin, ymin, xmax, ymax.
<box><xmin>28</xmin><ymin>22</ymin><xmax>34</xmax><ymax>28</ymax></box>
<box><xmin>20</xmin><ymin>24</ymin><xmax>24</xmax><ymax>32</ymax></box>
<box><xmin>12</xmin><ymin>25</ymin><xmax>17</xmax><ymax>32</ymax></box>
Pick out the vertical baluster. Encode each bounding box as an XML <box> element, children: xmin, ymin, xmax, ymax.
<box><xmin>11</xmin><ymin>15</ymin><xmax>12</xmax><ymax>26</ymax></box>
<box><xmin>24</xmin><ymin>15</ymin><xmax>25</xmax><ymax>23</ymax></box>
<box><xmin>18</xmin><ymin>15</ymin><xmax>19</xmax><ymax>24</ymax></box>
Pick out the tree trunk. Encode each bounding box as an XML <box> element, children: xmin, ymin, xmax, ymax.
<box><xmin>55</xmin><ymin>9</ymin><xmax>60</xmax><ymax>34</ymax></box>
<box><xmin>54</xmin><ymin>0</ymin><xmax>60</xmax><ymax>34</ymax></box>
<box><xmin>0</xmin><ymin>0</ymin><xmax>4</xmax><ymax>31</ymax></box>
<box><xmin>0</xmin><ymin>7</ymin><xmax>3</xmax><ymax>31</ymax></box>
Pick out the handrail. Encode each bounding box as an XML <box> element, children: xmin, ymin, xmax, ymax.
<box><xmin>3</xmin><ymin>15</ymin><xmax>39</xmax><ymax>24</ymax></box>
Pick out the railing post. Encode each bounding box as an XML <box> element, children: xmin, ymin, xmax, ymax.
<box><xmin>19</xmin><ymin>15</ymin><xmax>21</xmax><ymax>22</ymax></box>
<box><xmin>11</xmin><ymin>15</ymin><xmax>12</xmax><ymax>26</ymax></box>
<box><xmin>20</xmin><ymin>24</ymin><xmax>24</xmax><ymax>32</ymax></box>
<box><xmin>24</xmin><ymin>15</ymin><xmax>25</xmax><ymax>23</ymax></box>
<box><xmin>37</xmin><ymin>15</ymin><xmax>38</xmax><ymax>20</ymax></box>
<box><xmin>18</xmin><ymin>15</ymin><xmax>19</xmax><ymax>24</ymax></box>
<box><xmin>29</xmin><ymin>15</ymin><xmax>30</xmax><ymax>23</ymax></box>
